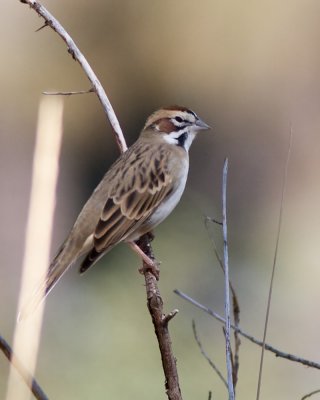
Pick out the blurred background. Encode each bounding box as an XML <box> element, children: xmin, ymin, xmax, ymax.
<box><xmin>1</xmin><ymin>0</ymin><xmax>320</xmax><ymax>399</ymax></box>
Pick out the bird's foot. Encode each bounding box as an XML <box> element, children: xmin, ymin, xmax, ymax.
<box><xmin>138</xmin><ymin>258</ymin><xmax>161</xmax><ymax>280</ymax></box>
<box><xmin>128</xmin><ymin>241</ymin><xmax>160</xmax><ymax>280</ymax></box>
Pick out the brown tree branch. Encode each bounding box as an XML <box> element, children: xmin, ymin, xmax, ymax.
<box><xmin>137</xmin><ymin>234</ymin><xmax>182</xmax><ymax>400</ymax></box>
<box><xmin>0</xmin><ymin>335</ymin><xmax>48</xmax><ymax>400</ymax></box>
<box><xmin>18</xmin><ymin>1</ymin><xmax>182</xmax><ymax>399</ymax></box>
<box><xmin>43</xmin><ymin>88</ymin><xmax>94</xmax><ymax>96</ymax></box>
<box><xmin>174</xmin><ymin>290</ymin><xmax>320</xmax><ymax>370</ymax></box>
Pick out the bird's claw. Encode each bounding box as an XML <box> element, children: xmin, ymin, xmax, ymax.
<box><xmin>139</xmin><ymin>259</ymin><xmax>161</xmax><ymax>280</ymax></box>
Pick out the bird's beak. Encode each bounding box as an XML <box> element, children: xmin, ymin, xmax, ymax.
<box><xmin>196</xmin><ymin>118</ymin><xmax>211</xmax><ymax>130</ymax></box>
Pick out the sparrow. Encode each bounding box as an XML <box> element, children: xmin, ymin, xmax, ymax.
<box><xmin>20</xmin><ymin>105</ymin><xmax>210</xmax><ymax>317</ymax></box>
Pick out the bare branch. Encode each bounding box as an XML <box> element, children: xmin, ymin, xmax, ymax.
<box><xmin>256</xmin><ymin>127</ymin><xmax>293</xmax><ymax>400</ymax></box>
<box><xmin>174</xmin><ymin>290</ymin><xmax>320</xmax><ymax>370</ymax></box>
<box><xmin>221</xmin><ymin>158</ymin><xmax>234</xmax><ymax>400</ymax></box>
<box><xmin>232</xmin><ymin>304</ymin><xmax>240</xmax><ymax>388</ymax></box>
<box><xmin>137</xmin><ymin>234</ymin><xmax>182</xmax><ymax>400</ymax></box>
<box><xmin>301</xmin><ymin>389</ymin><xmax>320</xmax><ymax>400</ymax></box>
<box><xmin>0</xmin><ymin>335</ymin><xmax>48</xmax><ymax>400</ymax></box>
<box><xmin>20</xmin><ymin>0</ymin><xmax>127</xmax><ymax>153</ymax></box>
<box><xmin>162</xmin><ymin>309</ymin><xmax>179</xmax><ymax>326</ymax></box>
<box><xmin>192</xmin><ymin>320</ymin><xmax>227</xmax><ymax>389</ymax></box>
<box><xmin>206</xmin><ymin>217</ymin><xmax>222</xmax><ymax>226</ymax></box>
<box><xmin>35</xmin><ymin>21</ymin><xmax>48</xmax><ymax>32</ymax></box>
<box><xmin>43</xmin><ymin>88</ymin><xmax>94</xmax><ymax>96</ymax></box>
<box><xmin>204</xmin><ymin>215</ymin><xmax>241</xmax><ymax>387</ymax></box>
<box><xmin>204</xmin><ymin>216</ymin><xmax>238</xmax><ymax>302</ymax></box>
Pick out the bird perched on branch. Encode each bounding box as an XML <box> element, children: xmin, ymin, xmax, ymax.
<box><xmin>20</xmin><ymin>105</ymin><xmax>210</xmax><ymax>318</ymax></box>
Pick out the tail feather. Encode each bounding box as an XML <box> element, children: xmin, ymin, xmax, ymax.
<box><xmin>79</xmin><ymin>247</ymin><xmax>105</xmax><ymax>274</ymax></box>
<box><xmin>18</xmin><ymin>241</ymin><xmax>80</xmax><ymax>321</ymax></box>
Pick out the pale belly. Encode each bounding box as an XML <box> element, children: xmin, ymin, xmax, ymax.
<box><xmin>127</xmin><ymin>161</ymin><xmax>189</xmax><ymax>241</ymax></box>
<box><xmin>147</xmin><ymin>175</ymin><xmax>187</xmax><ymax>228</ymax></box>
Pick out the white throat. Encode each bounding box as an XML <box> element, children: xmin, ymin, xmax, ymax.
<box><xmin>183</xmin><ymin>131</ymin><xmax>197</xmax><ymax>151</ymax></box>
<box><xmin>163</xmin><ymin>130</ymin><xmax>197</xmax><ymax>152</ymax></box>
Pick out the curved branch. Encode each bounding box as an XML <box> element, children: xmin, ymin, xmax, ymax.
<box><xmin>301</xmin><ymin>389</ymin><xmax>320</xmax><ymax>400</ymax></box>
<box><xmin>0</xmin><ymin>335</ymin><xmax>48</xmax><ymax>400</ymax></box>
<box><xmin>20</xmin><ymin>0</ymin><xmax>127</xmax><ymax>153</ymax></box>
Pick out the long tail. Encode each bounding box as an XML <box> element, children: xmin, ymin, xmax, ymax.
<box><xmin>18</xmin><ymin>240</ymin><xmax>82</xmax><ymax>321</ymax></box>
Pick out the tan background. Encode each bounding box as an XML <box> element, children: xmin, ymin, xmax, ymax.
<box><xmin>1</xmin><ymin>1</ymin><xmax>320</xmax><ymax>399</ymax></box>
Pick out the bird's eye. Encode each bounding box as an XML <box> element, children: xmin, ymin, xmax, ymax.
<box><xmin>175</xmin><ymin>116</ymin><xmax>183</xmax><ymax>123</ymax></box>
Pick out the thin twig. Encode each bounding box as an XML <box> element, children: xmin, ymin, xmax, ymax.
<box><xmin>174</xmin><ymin>290</ymin><xmax>320</xmax><ymax>370</ymax></box>
<box><xmin>35</xmin><ymin>22</ymin><xmax>48</xmax><ymax>32</ymax></box>
<box><xmin>206</xmin><ymin>217</ymin><xmax>223</xmax><ymax>226</ymax></box>
<box><xmin>232</xmin><ymin>305</ymin><xmax>240</xmax><ymax>388</ymax></box>
<box><xmin>192</xmin><ymin>320</ymin><xmax>227</xmax><ymax>389</ymax></box>
<box><xmin>204</xmin><ymin>216</ymin><xmax>240</xmax><ymax>314</ymax></box>
<box><xmin>137</xmin><ymin>234</ymin><xmax>182</xmax><ymax>400</ymax></box>
<box><xmin>204</xmin><ymin>216</ymin><xmax>241</xmax><ymax>388</ymax></box>
<box><xmin>0</xmin><ymin>336</ymin><xmax>48</xmax><ymax>400</ymax></box>
<box><xmin>221</xmin><ymin>158</ymin><xmax>234</xmax><ymax>400</ymax></box>
<box><xmin>43</xmin><ymin>88</ymin><xmax>94</xmax><ymax>96</ymax></box>
<box><xmin>20</xmin><ymin>0</ymin><xmax>127</xmax><ymax>153</ymax></box>
<box><xmin>301</xmin><ymin>389</ymin><xmax>320</xmax><ymax>400</ymax></box>
<box><xmin>162</xmin><ymin>309</ymin><xmax>179</xmax><ymax>325</ymax></box>
<box><xmin>256</xmin><ymin>127</ymin><xmax>293</xmax><ymax>400</ymax></box>
<box><xmin>208</xmin><ymin>391</ymin><xmax>212</xmax><ymax>400</ymax></box>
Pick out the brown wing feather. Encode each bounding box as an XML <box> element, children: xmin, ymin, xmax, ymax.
<box><xmin>80</xmin><ymin>141</ymin><xmax>174</xmax><ymax>273</ymax></box>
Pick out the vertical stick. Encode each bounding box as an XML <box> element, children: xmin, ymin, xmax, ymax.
<box><xmin>6</xmin><ymin>97</ymin><xmax>64</xmax><ymax>400</ymax></box>
<box><xmin>222</xmin><ymin>158</ymin><xmax>235</xmax><ymax>400</ymax></box>
<box><xmin>256</xmin><ymin>128</ymin><xmax>293</xmax><ymax>400</ymax></box>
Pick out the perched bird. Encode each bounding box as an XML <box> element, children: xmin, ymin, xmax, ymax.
<box><xmin>20</xmin><ymin>105</ymin><xmax>209</xmax><ymax>317</ymax></box>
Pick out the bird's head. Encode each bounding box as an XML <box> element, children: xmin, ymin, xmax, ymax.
<box><xmin>141</xmin><ymin>106</ymin><xmax>210</xmax><ymax>151</ymax></box>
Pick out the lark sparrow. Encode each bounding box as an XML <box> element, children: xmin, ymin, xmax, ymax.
<box><xmin>21</xmin><ymin>106</ymin><xmax>209</xmax><ymax>316</ymax></box>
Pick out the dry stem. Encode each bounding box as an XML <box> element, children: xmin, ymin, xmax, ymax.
<box><xmin>256</xmin><ymin>127</ymin><xmax>293</xmax><ymax>400</ymax></box>
<box><xmin>137</xmin><ymin>235</ymin><xmax>182</xmax><ymax>400</ymax></box>
<box><xmin>174</xmin><ymin>290</ymin><xmax>320</xmax><ymax>370</ymax></box>
<box><xmin>0</xmin><ymin>335</ymin><xmax>48</xmax><ymax>400</ymax></box>
<box><xmin>301</xmin><ymin>389</ymin><xmax>320</xmax><ymax>400</ymax></box>
<box><xmin>221</xmin><ymin>158</ymin><xmax>235</xmax><ymax>400</ymax></box>
<box><xmin>204</xmin><ymin>216</ymin><xmax>241</xmax><ymax>388</ymax></box>
<box><xmin>43</xmin><ymin>88</ymin><xmax>94</xmax><ymax>96</ymax></box>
